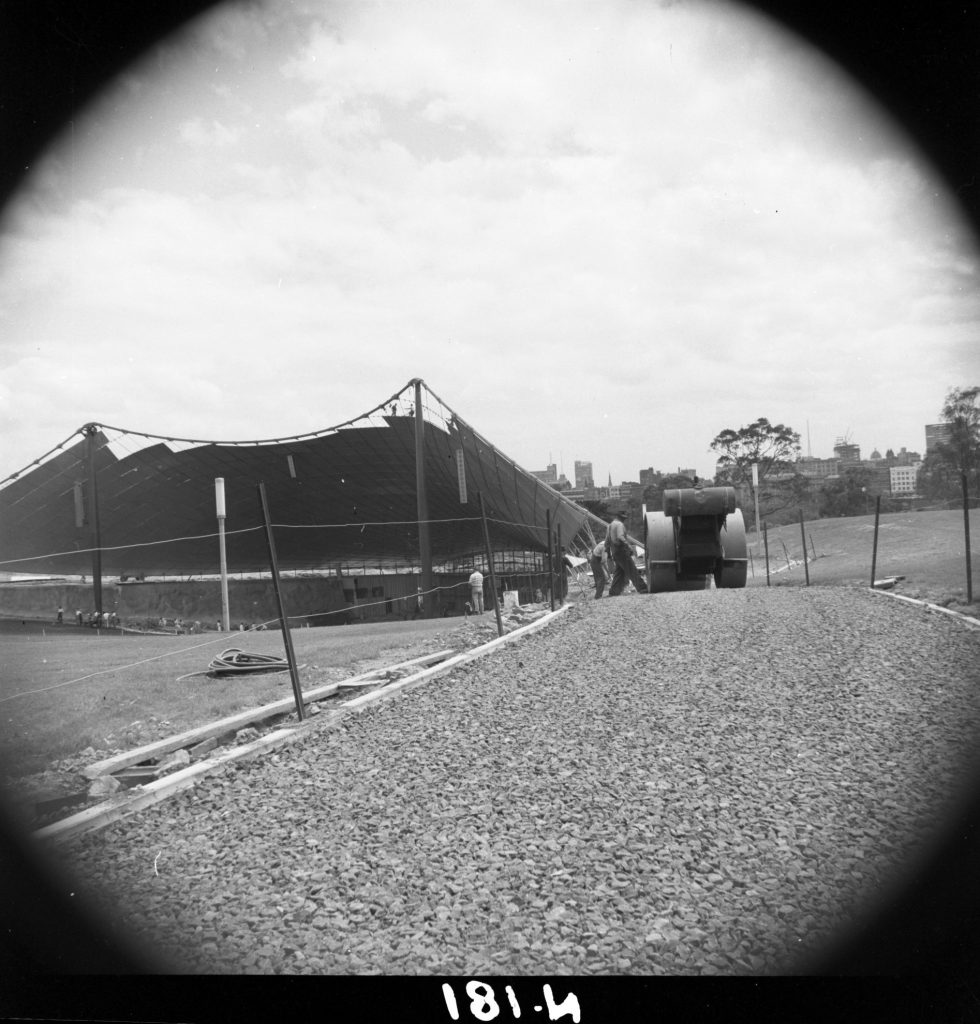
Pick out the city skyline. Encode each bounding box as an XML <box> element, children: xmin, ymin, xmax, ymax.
<box><xmin>534</xmin><ymin>421</ymin><xmax>933</xmax><ymax>490</ymax></box>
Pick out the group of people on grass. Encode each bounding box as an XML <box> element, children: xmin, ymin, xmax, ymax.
<box><xmin>57</xmin><ymin>606</ymin><xmax>120</xmax><ymax>628</ymax></box>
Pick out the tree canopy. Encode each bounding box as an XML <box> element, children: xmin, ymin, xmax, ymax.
<box><xmin>710</xmin><ymin>418</ymin><xmax>803</xmax><ymax>523</ymax></box>
<box><xmin>936</xmin><ymin>386</ymin><xmax>980</xmax><ymax>477</ymax></box>
<box><xmin>710</xmin><ymin>418</ymin><xmax>801</xmax><ymax>486</ymax></box>
<box><xmin>817</xmin><ymin>466</ymin><xmax>879</xmax><ymax>518</ymax></box>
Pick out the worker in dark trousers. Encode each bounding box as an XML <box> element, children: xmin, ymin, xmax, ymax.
<box><xmin>588</xmin><ymin>539</ymin><xmax>611</xmax><ymax>598</ymax></box>
<box><xmin>606</xmin><ymin>509</ymin><xmax>648</xmax><ymax>596</ymax></box>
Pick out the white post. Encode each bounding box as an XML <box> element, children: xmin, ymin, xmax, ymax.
<box><xmin>215</xmin><ymin>477</ymin><xmax>231</xmax><ymax>632</ymax></box>
<box><xmin>752</xmin><ymin>463</ymin><xmax>761</xmax><ymax>553</ymax></box>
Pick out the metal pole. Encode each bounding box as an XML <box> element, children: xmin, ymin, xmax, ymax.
<box><xmin>752</xmin><ymin>462</ymin><xmax>761</xmax><ymax>557</ymax></box>
<box><xmin>799</xmin><ymin>508</ymin><xmax>810</xmax><ymax>586</ymax></box>
<box><xmin>763</xmin><ymin>521</ymin><xmax>770</xmax><ymax>586</ymax></box>
<box><xmin>84</xmin><ymin>425</ymin><xmax>103</xmax><ymax>618</ymax></box>
<box><xmin>962</xmin><ymin>471</ymin><xmax>973</xmax><ymax>604</ymax></box>
<box><xmin>546</xmin><ymin>509</ymin><xmax>554</xmax><ymax>612</ymax></box>
<box><xmin>809</xmin><ymin>533</ymin><xmax>817</xmax><ymax>563</ymax></box>
<box><xmin>215</xmin><ymin>478</ymin><xmax>231</xmax><ymax>632</ymax></box>
<box><xmin>557</xmin><ymin>523</ymin><xmax>564</xmax><ymax>603</ymax></box>
<box><xmin>479</xmin><ymin>492</ymin><xmax>504</xmax><ymax>637</ymax></box>
<box><xmin>870</xmin><ymin>494</ymin><xmax>881</xmax><ymax>588</ymax></box>
<box><xmin>413</xmin><ymin>379</ymin><xmax>433</xmax><ymax>618</ymax></box>
<box><xmin>257</xmin><ymin>482</ymin><xmax>305</xmax><ymax>721</ymax></box>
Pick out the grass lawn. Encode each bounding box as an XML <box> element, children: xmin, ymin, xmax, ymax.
<box><xmin>0</xmin><ymin>614</ymin><xmax>488</xmax><ymax>789</ymax></box>
<box><xmin>745</xmin><ymin>508</ymin><xmax>979</xmax><ymax>614</ymax></box>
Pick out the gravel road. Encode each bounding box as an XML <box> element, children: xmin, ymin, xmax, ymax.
<box><xmin>49</xmin><ymin>586</ymin><xmax>980</xmax><ymax>976</ymax></box>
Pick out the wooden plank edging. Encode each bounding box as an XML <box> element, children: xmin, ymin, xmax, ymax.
<box><xmin>82</xmin><ymin>649</ymin><xmax>455</xmax><ymax>779</ymax></box>
<box><xmin>35</xmin><ymin>726</ymin><xmax>307</xmax><ymax>844</ymax></box>
<box><xmin>34</xmin><ymin>612</ymin><xmax>571</xmax><ymax>844</ymax></box>
<box><xmin>340</xmin><ymin>605</ymin><xmax>572</xmax><ymax>712</ymax></box>
<box><xmin>870</xmin><ymin>588</ymin><xmax>980</xmax><ymax>628</ymax></box>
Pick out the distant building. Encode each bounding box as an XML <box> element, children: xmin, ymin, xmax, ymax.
<box><xmin>605</xmin><ymin>481</ymin><xmax>642</xmax><ymax>503</ymax></box>
<box><xmin>833</xmin><ymin>439</ymin><xmax>861</xmax><ymax>464</ymax></box>
<box><xmin>893</xmin><ymin>447</ymin><xmax>921</xmax><ymax>466</ymax></box>
<box><xmin>676</xmin><ymin>467</ymin><xmax>698</xmax><ymax>481</ymax></box>
<box><xmin>796</xmin><ymin>457</ymin><xmax>839</xmax><ymax>478</ymax></box>
<box><xmin>638</xmin><ymin>467</ymin><xmax>661</xmax><ymax>487</ymax></box>
<box><xmin>532</xmin><ymin>463</ymin><xmax>558</xmax><ymax>485</ymax></box>
<box><xmin>543</xmin><ymin>470</ymin><xmax>571</xmax><ymax>491</ymax></box>
<box><xmin>574</xmin><ymin>460</ymin><xmax>594</xmax><ymax>489</ymax></box>
<box><xmin>925</xmin><ymin>423</ymin><xmax>952</xmax><ymax>453</ymax></box>
<box><xmin>890</xmin><ymin>465</ymin><xmax>919</xmax><ymax>494</ymax></box>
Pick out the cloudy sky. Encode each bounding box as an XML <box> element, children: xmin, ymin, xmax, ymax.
<box><xmin>0</xmin><ymin>0</ymin><xmax>977</xmax><ymax>487</ymax></box>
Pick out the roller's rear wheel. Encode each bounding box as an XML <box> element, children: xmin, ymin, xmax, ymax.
<box><xmin>714</xmin><ymin>508</ymin><xmax>748</xmax><ymax>588</ymax></box>
<box><xmin>645</xmin><ymin>511</ymin><xmax>679</xmax><ymax>593</ymax></box>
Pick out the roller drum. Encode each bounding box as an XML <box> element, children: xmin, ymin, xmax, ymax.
<box><xmin>645</xmin><ymin>510</ymin><xmax>679</xmax><ymax>593</ymax></box>
<box><xmin>715</xmin><ymin>508</ymin><xmax>748</xmax><ymax>588</ymax></box>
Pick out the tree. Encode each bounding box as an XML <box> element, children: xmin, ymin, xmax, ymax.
<box><xmin>579</xmin><ymin>499</ymin><xmax>610</xmax><ymax>523</ymax></box>
<box><xmin>818</xmin><ymin>466</ymin><xmax>877</xmax><ymax>518</ymax></box>
<box><xmin>936</xmin><ymin>386</ymin><xmax>980</xmax><ymax>481</ymax></box>
<box><xmin>710</xmin><ymin>418</ymin><xmax>803</xmax><ymax>523</ymax></box>
<box><xmin>917</xmin><ymin>450</ymin><xmax>961</xmax><ymax>505</ymax></box>
<box><xmin>934</xmin><ymin>385</ymin><xmax>979</xmax><ymax>603</ymax></box>
<box><xmin>580</xmin><ymin>499</ymin><xmax>609</xmax><ymax>518</ymax></box>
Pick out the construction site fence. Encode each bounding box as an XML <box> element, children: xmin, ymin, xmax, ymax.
<box><xmin>0</xmin><ymin>568</ymin><xmax>563</xmax><ymax>630</ymax></box>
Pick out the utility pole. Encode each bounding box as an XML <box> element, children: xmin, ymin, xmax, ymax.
<box><xmin>84</xmin><ymin>424</ymin><xmax>103</xmax><ymax>617</ymax></box>
<box><xmin>215</xmin><ymin>478</ymin><xmax>231</xmax><ymax>631</ymax></box>
<box><xmin>752</xmin><ymin>462</ymin><xmax>761</xmax><ymax>554</ymax></box>
<box><xmin>413</xmin><ymin>379</ymin><xmax>433</xmax><ymax>618</ymax></box>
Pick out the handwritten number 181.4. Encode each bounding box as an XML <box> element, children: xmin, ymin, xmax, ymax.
<box><xmin>442</xmin><ymin>981</ymin><xmax>581</xmax><ymax>1022</ymax></box>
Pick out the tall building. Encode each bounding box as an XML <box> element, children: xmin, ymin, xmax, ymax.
<box><xmin>833</xmin><ymin>438</ymin><xmax>861</xmax><ymax>463</ymax></box>
<box><xmin>925</xmin><ymin>423</ymin><xmax>952</xmax><ymax>453</ymax></box>
<box><xmin>574</xmin><ymin>460</ymin><xmax>594</xmax><ymax>489</ymax></box>
<box><xmin>532</xmin><ymin>463</ymin><xmax>558</xmax><ymax>485</ymax></box>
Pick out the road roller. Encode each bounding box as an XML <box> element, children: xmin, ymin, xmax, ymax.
<box><xmin>643</xmin><ymin>485</ymin><xmax>748</xmax><ymax>592</ymax></box>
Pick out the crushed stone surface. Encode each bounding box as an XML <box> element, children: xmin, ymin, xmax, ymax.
<box><xmin>50</xmin><ymin>587</ymin><xmax>980</xmax><ymax>975</ymax></box>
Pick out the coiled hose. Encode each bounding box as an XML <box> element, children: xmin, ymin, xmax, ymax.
<box><xmin>207</xmin><ymin>648</ymin><xmax>302</xmax><ymax>676</ymax></box>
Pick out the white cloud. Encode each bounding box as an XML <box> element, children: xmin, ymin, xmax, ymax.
<box><xmin>178</xmin><ymin>117</ymin><xmax>242</xmax><ymax>147</ymax></box>
<box><xmin>0</xmin><ymin>0</ymin><xmax>977</xmax><ymax>488</ymax></box>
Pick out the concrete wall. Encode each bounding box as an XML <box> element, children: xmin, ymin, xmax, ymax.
<box><xmin>0</xmin><ymin>578</ymin><xmax>347</xmax><ymax>628</ymax></box>
<box><xmin>0</xmin><ymin>567</ymin><xmax>554</xmax><ymax>627</ymax></box>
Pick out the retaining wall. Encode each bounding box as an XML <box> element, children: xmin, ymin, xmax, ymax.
<box><xmin>0</xmin><ymin>578</ymin><xmax>348</xmax><ymax>627</ymax></box>
<box><xmin>0</xmin><ymin>569</ymin><xmax>556</xmax><ymax>627</ymax></box>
